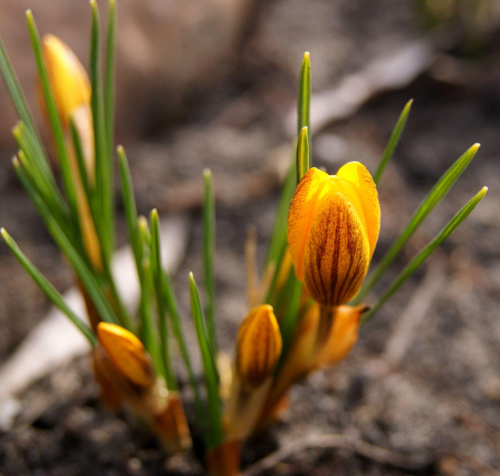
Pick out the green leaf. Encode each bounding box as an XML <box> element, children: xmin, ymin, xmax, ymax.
<box><xmin>14</xmin><ymin>124</ymin><xmax>70</xmax><ymax>231</ymax></box>
<box><xmin>13</xmin><ymin>158</ymin><xmax>119</xmax><ymax>327</ymax></box>
<box><xmin>1</xmin><ymin>228</ymin><xmax>96</xmax><ymax>345</ymax></box>
<box><xmin>277</xmin><ymin>269</ymin><xmax>302</xmax><ymax>358</ymax></box>
<box><xmin>373</xmin><ymin>99</ymin><xmax>413</xmax><ymax>185</ymax></box>
<box><xmin>202</xmin><ymin>169</ymin><xmax>217</xmax><ymax>354</ymax></box>
<box><xmin>90</xmin><ymin>0</ymin><xmax>114</xmax><ymax>262</ymax></box>
<box><xmin>296</xmin><ymin>126</ymin><xmax>310</xmax><ymax>184</ymax></box>
<box><xmin>362</xmin><ymin>186</ymin><xmax>488</xmax><ymax>324</ymax></box>
<box><xmin>117</xmin><ymin>146</ymin><xmax>141</xmax><ymax>276</ymax></box>
<box><xmin>105</xmin><ymin>0</ymin><xmax>117</xmax><ymax>160</ymax></box>
<box><xmin>355</xmin><ymin>143</ymin><xmax>481</xmax><ymax>303</ymax></box>
<box><xmin>150</xmin><ymin>209</ymin><xmax>177</xmax><ymax>389</ymax></box>
<box><xmin>189</xmin><ymin>273</ymin><xmax>223</xmax><ymax>450</ymax></box>
<box><xmin>161</xmin><ymin>271</ymin><xmax>204</xmax><ymax>424</ymax></box>
<box><xmin>298</xmin><ymin>51</ymin><xmax>311</xmax><ymax>141</ymax></box>
<box><xmin>139</xmin><ymin>256</ymin><xmax>162</xmax><ymax>376</ymax></box>
<box><xmin>25</xmin><ymin>10</ymin><xmax>79</xmax><ymax>225</ymax></box>
<box><xmin>0</xmin><ymin>36</ymin><xmax>40</xmax><ymax>144</ymax></box>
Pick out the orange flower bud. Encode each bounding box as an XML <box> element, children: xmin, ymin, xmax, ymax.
<box><xmin>287</xmin><ymin>163</ymin><xmax>380</xmax><ymax>307</ymax></box>
<box><xmin>97</xmin><ymin>322</ymin><xmax>155</xmax><ymax>388</ymax></box>
<box><xmin>42</xmin><ymin>34</ymin><xmax>91</xmax><ymax>127</ymax></box>
<box><xmin>236</xmin><ymin>305</ymin><xmax>282</xmax><ymax>388</ymax></box>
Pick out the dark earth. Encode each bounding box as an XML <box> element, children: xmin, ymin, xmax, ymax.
<box><xmin>1</xmin><ymin>0</ymin><xmax>500</xmax><ymax>474</ymax></box>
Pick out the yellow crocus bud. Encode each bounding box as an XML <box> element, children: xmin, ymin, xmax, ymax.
<box><xmin>236</xmin><ymin>304</ymin><xmax>282</xmax><ymax>388</ymax></box>
<box><xmin>42</xmin><ymin>34</ymin><xmax>91</xmax><ymax>127</ymax></box>
<box><xmin>97</xmin><ymin>322</ymin><xmax>155</xmax><ymax>388</ymax></box>
<box><xmin>287</xmin><ymin>162</ymin><xmax>380</xmax><ymax>307</ymax></box>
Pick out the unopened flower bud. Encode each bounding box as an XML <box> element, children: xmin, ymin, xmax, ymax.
<box><xmin>97</xmin><ymin>322</ymin><xmax>155</xmax><ymax>387</ymax></box>
<box><xmin>287</xmin><ymin>163</ymin><xmax>380</xmax><ymax>307</ymax></box>
<box><xmin>236</xmin><ymin>305</ymin><xmax>282</xmax><ymax>388</ymax></box>
<box><xmin>42</xmin><ymin>34</ymin><xmax>91</xmax><ymax>127</ymax></box>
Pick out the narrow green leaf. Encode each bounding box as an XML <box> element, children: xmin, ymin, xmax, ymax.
<box><xmin>296</xmin><ymin>126</ymin><xmax>310</xmax><ymax>184</ymax></box>
<box><xmin>189</xmin><ymin>273</ymin><xmax>223</xmax><ymax>450</ymax></box>
<box><xmin>14</xmin><ymin>125</ymin><xmax>70</xmax><ymax>231</ymax></box>
<box><xmin>265</xmin><ymin>157</ymin><xmax>296</xmax><ymax>268</ymax></box>
<box><xmin>362</xmin><ymin>186</ymin><xmax>488</xmax><ymax>323</ymax></box>
<box><xmin>373</xmin><ymin>99</ymin><xmax>413</xmax><ymax>185</ymax></box>
<box><xmin>90</xmin><ymin>0</ymin><xmax>114</xmax><ymax>261</ymax></box>
<box><xmin>139</xmin><ymin>257</ymin><xmax>162</xmax><ymax>375</ymax></box>
<box><xmin>161</xmin><ymin>271</ymin><xmax>204</xmax><ymax>423</ymax></box>
<box><xmin>25</xmin><ymin>10</ymin><xmax>79</xmax><ymax>224</ymax></box>
<box><xmin>298</xmin><ymin>51</ymin><xmax>311</xmax><ymax>141</ymax></box>
<box><xmin>202</xmin><ymin>169</ymin><xmax>217</xmax><ymax>354</ymax></box>
<box><xmin>69</xmin><ymin>118</ymin><xmax>92</xmax><ymax>201</ymax></box>
<box><xmin>355</xmin><ymin>143</ymin><xmax>481</xmax><ymax>303</ymax></box>
<box><xmin>0</xmin><ymin>36</ymin><xmax>40</xmax><ymax>142</ymax></box>
<box><xmin>277</xmin><ymin>270</ymin><xmax>302</xmax><ymax>358</ymax></box>
<box><xmin>105</xmin><ymin>0</ymin><xmax>117</xmax><ymax>160</ymax></box>
<box><xmin>1</xmin><ymin>228</ymin><xmax>96</xmax><ymax>345</ymax></box>
<box><xmin>150</xmin><ymin>209</ymin><xmax>177</xmax><ymax>389</ymax></box>
<box><xmin>117</xmin><ymin>146</ymin><xmax>141</xmax><ymax>275</ymax></box>
<box><xmin>13</xmin><ymin>158</ymin><xmax>119</xmax><ymax>327</ymax></box>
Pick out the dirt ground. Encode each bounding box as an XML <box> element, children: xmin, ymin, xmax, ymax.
<box><xmin>1</xmin><ymin>0</ymin><xmax>500</xmax><ymax>475</ymax></box>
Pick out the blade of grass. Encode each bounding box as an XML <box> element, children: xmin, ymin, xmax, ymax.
<box><xmin>14</xmin><ymin>125</ymin><xmax>71</xmax><ymax>230</ymax></box>
<box><xmin>104</xmin><ymin>0</ymin><xmax>116</xmax><ymax>160</ymax></box>
<box><xmin>90</xmin><ymin>0</ymin><xmax>114</xmax><ymax>262</ymax></box>
<box><xmin>355</xmin><ymin>143</ymin><xmax>481</xmax><ymax>303</ymax></box>
<box><xmin>161</xmin><ymin>271</ymin><xmax>204</xmax><ymax>423</ymax></box>
<box><xmin>117</xmin><ymin>146</ymin><xmax>141</xmax><ymax>275</ymax></box>
<box><xmin>202</xmin><ymin>169</ymin><xmax>217</xmax><ymax>354</ymax></box>
<box><xmin>139</xmin><ymin>257</ymin><xmax>162</xmax><ymax>375</ymax></box>
<box><xmin>373</xmin><ymin>99</ymin><xmax>413</xmax><ymax>185</ymax></box>
<box><xmin>189</xmin><ymin>272</ymin><xmax>223</xmax><ymax>450</ymax></box>
<box><xmin>296</xmin><ymin>126</ymin><xmax>310</xmax><ymax>184</ymax></box>
<box><xmin>70</xmin><ymin>118</ymin><xmax>92</xmax><ymax>201</ymax></box>
<box><xmin>1</xmin><ymin>228</ymin><xmax>96</xmax><ymax>345</ymax></box>
<box><xmin>362</xmin><ymin>186</ymin><xmax>488</xmax><ymax>323</ymax></box>
<box><xmin>26</xmin><ymin>10</ymin><xmax>79</xmax><ymax>223</ymax></box>
<box><xmin>277</xmin><ymin>270</ymin><xmax>303</xmax><ymax>358</ymax></box>
<box><xmin>150</xmin><ymin>209</ymin><xmax>177</xmax><ymax>389</ymax></box>
<box><xmin>0</xmin><ymin>36</ymin><xmax>40</xmax><ymax>143</ymax></box>
<box><xmin>13</xmin><ymin>158</ymin><xmax>120</xmax><ymax>326</ymax></box>
<box><xmin>298</xmin><ymin>51</ymin><xmax>311</xmax><ymax>141</ymax></box>
<box><xmin>265</xmin><ymin>160</ymin><xmax>296</xmax><ymax>268</ymax></box>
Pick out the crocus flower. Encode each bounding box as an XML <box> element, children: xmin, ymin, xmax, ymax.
<box><xmin>287</xmin><ymin>162</ymin><xmax>380</xmax><ymax>307</ymax></box>
<box><xmin>42</xmin><ymin>34</ymin><xmax>91</xmax><ymax>127</ymax></box>
<box><xmin>236</xmin><ymin>304</ymin><xmax>282</xmax><ymax>388</ymax></box>
<box><xmin>97</xmin><ymin>322</ymin><xmax>155</xmax><ymax>388</ymax></box>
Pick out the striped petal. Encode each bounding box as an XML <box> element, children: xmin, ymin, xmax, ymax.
<box><xmin>336</xmin><ymin>162</ymin><xmax>380</xmax><ymax>259</ymax></box>
<box><xmin>302</xmin><ymin>189</ymin><xmax>370</xmax><ymax>307</ymax></box>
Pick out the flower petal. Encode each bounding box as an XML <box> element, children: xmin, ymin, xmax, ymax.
<box><xmin>337</xmin><ymin>162</ymin><xmax>380</xmax><ymax>258</ymax></box>
<box><xmin>236</xmin><ymin>304</ymin><xmax>282</xmax><ymax>388</ymax></box>
<box><xmin>287</xmin><ymin>167</ymin><xmax>329</xmax><ymax>280</ymax></box>
<box><xmin>302</xmin><ymin>190</ymin><xmax>370</xmax><ymax>306</ymax></box>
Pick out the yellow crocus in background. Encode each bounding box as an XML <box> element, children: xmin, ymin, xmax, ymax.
<box><xmin>42</xmin><ymin>34</ymin><xmax>100</xmax><ymax>271</ymax></box>
<box><xmin>287</xmin><ymin>162</ymin><xmax>380</xmax><ymax>308</ymax></box>
<box><xmin>42</xmin><ymin>34</ymin><xmax>91</xmax><ymax>127</ymax></box>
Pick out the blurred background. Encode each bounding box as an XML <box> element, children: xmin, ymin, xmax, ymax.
<box><xmin>1</xmin><ymin>0</ymin><xmax>500</xmax><ymax>474</ymax></box>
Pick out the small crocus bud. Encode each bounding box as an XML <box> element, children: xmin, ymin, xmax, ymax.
<box><xmin>236</xmin><ymin>305</ymin><xmax>282</xmax><ymax>388</ymax></box>
<box><xmin>287</xmin><ymin>163</ymin><xmax>380</xmax><ymax>307</ymax></box>
<box><xmin>42</xmin><ymin>34</ymin><xmax>91</xmax><ymax>127</ymax></box>
<box><xmin>97</xmin><ymin>322</ymin><xmax>155</xmax><ymax>388</ymax></box>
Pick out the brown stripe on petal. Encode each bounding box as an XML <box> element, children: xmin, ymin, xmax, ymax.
<box><xmin>303</xmin><ymin>193</ymin><xmax>370</xmax><ymax>307</ymax></box>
